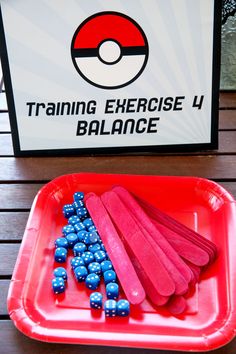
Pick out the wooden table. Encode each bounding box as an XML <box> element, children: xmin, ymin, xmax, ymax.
<box><xmin>0</xmin><ymin>86</ymin><xmax>236</xmax><ymax>354</ymax></box>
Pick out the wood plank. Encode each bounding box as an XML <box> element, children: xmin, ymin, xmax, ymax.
<box><xmin>0</xmin><ymin>320</ymin><xmax>235</xmax><ymax>354</ymax></box>
<box><xmin>218</xmin><ymin>131</ymin><xmax>236</xmax><ymax>152</ymax></box>
<box><xmin>219</xmin><ymin>110</ymin><xmax>236</xmax><ymax>130</ymax></box>
<box><xmin>0</xmin><ymin>112</ymin><xmax>10</xmax><ymax>132</ymax></box>
<box><xmin>0</xmin><ymin>244</ymin><xmax>20</xmax><ymax>276</ymax></box>
<box><xmin>0</xmin><ymin>184</ymin><xmax>43</xmax><ymax>209</ymax></box>
<box><xmin>219</xmin><ymin>92</ymin><xmax>236</xmax><ymax>109</ymax></box>
<box><xmin>218</xmin><ymin>182</ymin><xmax>236</xmax><ymax>199</ymax></box>
<box><xmin>0</xmin><ymin>280</ymin><xmax>9</xmax><ymax>315</ymax></box>
<box><xmin>0</xmin><ymin>155</ymin><xmax>236</xmax><ymax>181</ymax></box>
<box><xmin>0</xmin><ymin>212</ymin><xmax>29</xmax><ymax>241</ymax></box>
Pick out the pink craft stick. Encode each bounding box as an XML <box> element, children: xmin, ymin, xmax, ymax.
<box><xmin>151</xmin><ymin>219</ymin><xmax>210</xmax><ymax>267</ymax></box>
<box><xmin>137</xmin><ymin>195</ymin><xmax>217</xmax><ymax>252</ymax></box>
<box><xmin>101</xmin><ymin>191</ymin><xmax>176</xmax><ymax>297</ymax></box>
<box><xmin>184</xmin><ymin>260</ymin><xmax>201</xmax><ymax>284</ymax></box>
<box><xmin>166</xmin><ymin>295</ymin><xmax>187</xmax><ymax>315</ymax></box>
<box><xmin>112</xmin><ymin>187</ymin><xmax>189</xmax><ymax>295</ymax></box>
<box><xmin>133</xmin><ymin>217</ymin><xmax>189</xmax><ymax>295</ymax></box>
<box><xmin>126</xmin><ymin>246</ymin><xmax>169</xmax><ymax>306</ymax></box>
<box><xmin>136</xmin><ymin>196</ymin><xmax>217</xmax><ymax>262</ymax></box>
<box><xmin>85</xmin><ymin>193</ymin><xmax>168</xmax><ymax>306</ymax></box>
<box><xmin>112</xmin><ymin>186</ymin><xmax>193</xmax><ymax>284</ymax></box>
<box><xmin>85</xmin><ymin>193</ymin><xmax>146</xmax><ymax>305</ymax></box>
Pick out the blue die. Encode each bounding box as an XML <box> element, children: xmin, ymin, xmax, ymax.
<box><xmin>83</xmin><ymin>231</ymin><xmax>99</xmax><ymax>245</ymax></box>
<box><xmin>81</xmin><ymin>251</ymin><xmax>95</xmax><ymax>265</ymax></box>
<box><xmin>66</xmin><ymin>233</ymin><xmax>79</xmax><ymax>248</ymax></box>
<box><xmin>76</xmin><ymin>207</ymin><xmax>88</xmax><ymax>218</ymax></box>
<box><xmin>55</xmin><ymin>237</ymin><xmax>69</xmax><ymax>249</ymax></box>
<box><xmin>104</xmin><ymin>299</ymin><xmax>117</xmax><ymax>317</ymax></box>
<box><xmin>83</xmin><ymin>232</ymin><xmax>92</xmax><ymax>245</ymax></box>
<box><xmin>74</xmin><ymin>222</ymin><xmax>86</xmax><ymax>233</ymax></box>
<box><xmin>88</xmin><ymin>225</ymin><xmax>97</xmax><ymax>232</ymax></box>
<box><xmin>88</xmin><ymin>262</ymin><xmax>101</xmax><ymax>276</ymax></box>
<box><xmin>74</xmin><ymin>191</ymin><xmax>84</xmax><ymax>201</ymax></box>
<box><xmin>90</xmin><ymin>292</ymin><xmax>103</xmax><ymax>309</ymax></box>
<box><xmin>88</xmin><ymin>243</ymin><xmax>101</xmax><ymax>253</ymax></box>
<box><xmin>104</xmin><ymin>270</ymin><xmax>116</xmax><ymax>285</ymax></box>
<box><xmin>63</xmin><ymin>204</ymin><xmax>75</xmax><ymax>218</ymax></box>
<box><xmin>52</xmin><ymin>277</ymin><xmax>65</xmax><ymax>294</ymax></box>
<box><xmin>106</xmin><ymin>282</ymin><xmax>119</xmax><ymax>300</ymax></box>
<box><xmin>66</xmin><ymin>232</ymin><xmax>79</xmax><ymax>248</ymax></box>
<box><xmin>94</xmin><ymin>250</ymin><xmax>106</xmax><ymax>263</ymax></box>
<box><xmin>101</xmin><ymin>260</ymin><xmax>113</xmax><ymax>273</ymax></box>
<box><xmin>116</xmin><ymin>299</ymin><xmax>130</xmax><ymax>317</ymax></box>
<box><xmin>83</xmin><ymin>218</ymin><xmax>93</xmax><ymax>229</ymax></box>
<box><xmin>88</xmin><ymin>232</ymin><xmax>100</xmax><ymax>244</ymax></box>
<box><xmin>62</xmin><ymin>224</ymin><xmax>75</xmax><ymax>236</ymax></box>
<box><xmin>68</xmin><ymin>215</ymin><xmax>81</xmax><ymax>226</ymax></box>
<box><xmin>73</xmin><ymin>200</ymin><xmax>84</xmax><ymax>209</ymax></box>
<box><xmin>100</xmin><ymin>243</ymin><xmax>106</xmax><ymax>251</ymax></box>
<box><xmin>74</xmin><ymin>266</ymin><xmax>88</xmax><ymax>282</ymax></box>
<box><xmin>85</xmin><ymin>273</ymin><xmax>100</xmax><ymax>290</ymax></box>
<box><xmin>54</xmin><ymin>267</ymin><xmax>67</xmax><ymax>281</ymax></box>
<box><xmin>73</xmin><ymin>242</ymin><xmax>87</xmax><ymax>256</ymax></box>
<box><xmin>77</xmin><ymin>230</ymin><xmax>88</xmax><ymax>242</ymax></box>
<box><xmin>71</xmin><ymin>256</ymin><xmax>85</xmax><ymax>269</ymax></box>
<box><xmin>54</xmin><ymin>247</ymin><xmax>67</xmax><ymax>263</ymax></box>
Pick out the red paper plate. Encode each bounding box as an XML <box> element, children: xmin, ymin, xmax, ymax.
<box><xmin>7</xmin><ymin>173</ymin><xmax>236</xmax><ymax>351</ymax></box>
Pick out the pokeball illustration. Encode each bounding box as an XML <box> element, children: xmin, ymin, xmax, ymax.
<box><xmin>71</xmin><ymin>12</ymin><xmax>149</xmax><ymax>89</ymax></box>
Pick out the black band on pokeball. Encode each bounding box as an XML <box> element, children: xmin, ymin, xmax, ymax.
<box><xmin>71</xmin><ymin>45</ymin><xmax>148</xmax><ymax>59</ymax></box>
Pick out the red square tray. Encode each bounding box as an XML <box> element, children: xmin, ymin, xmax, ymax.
<box><xmin>7</xmin><ymin>173</ymin><xmax>236</xmax><ymax>351</ymax></box>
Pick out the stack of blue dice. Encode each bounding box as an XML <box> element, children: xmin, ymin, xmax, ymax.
<box><xmin>52</xmin><ymin>190</ymin><xmax>130</xmax><ymax>317</ymax></box>
<box><xmin>104</xmin><ymin>299</ymin><xmax>130</xmax><ymax>317</ymax></box>
<box><xmin>52</xmin><ymin>266</ymin><xmax>67</xmax><ymax>294</ymax></box>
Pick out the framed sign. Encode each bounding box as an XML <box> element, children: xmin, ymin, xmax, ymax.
<box><xmin>0</xmin><ymin>0</ymin><xmax>221</xmax><ymax>156</ymax></box>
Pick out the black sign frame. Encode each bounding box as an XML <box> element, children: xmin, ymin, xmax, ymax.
<box><xmin>0</xmin><ymin>1</ymin><xmax>221</xmax><ymax>156</ymax></box>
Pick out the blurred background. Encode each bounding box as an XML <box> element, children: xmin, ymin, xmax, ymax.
<box><xmin>221</xmin><ymin>0</ymin><xmax>236</xmax><ymax>90</ymax></box>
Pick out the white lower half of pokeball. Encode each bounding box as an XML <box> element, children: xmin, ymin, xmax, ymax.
<box><xmin>74</xmin><ymin>55</ymin><xmax>146</xmax><ymax>88</ymax></box>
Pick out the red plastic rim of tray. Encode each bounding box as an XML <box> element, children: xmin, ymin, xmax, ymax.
<box><xmin>7</xmin><ymin>173</ymin><xmax>236</xmax><ymax>351</ymax></box>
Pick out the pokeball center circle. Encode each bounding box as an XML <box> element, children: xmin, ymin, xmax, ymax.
<box><xmin>98</xmin><ymin>40</ymin><xmax>121</xmax><ymax>64</ymax></box>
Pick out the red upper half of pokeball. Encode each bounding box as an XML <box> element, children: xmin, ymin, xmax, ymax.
<box><xmin>73</xmin><ymin>14</ymin><xmax>146</xmax><ymax>49</ymax></box>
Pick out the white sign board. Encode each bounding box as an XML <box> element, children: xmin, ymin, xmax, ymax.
<box><xmin>0</xmin><ymin>0</ymin><xmax>221</xmax><ymax>155</ymax></box>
